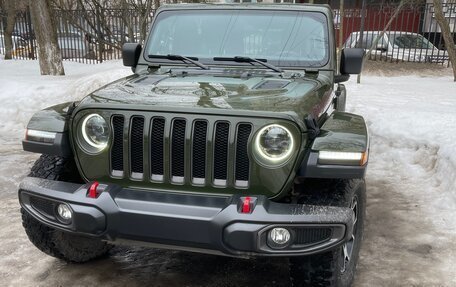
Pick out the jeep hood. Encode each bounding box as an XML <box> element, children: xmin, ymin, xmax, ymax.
<box><xmin>79</xmin><ymin>71</ymin><xmax>333</xmax><ymax>122</ymax></box>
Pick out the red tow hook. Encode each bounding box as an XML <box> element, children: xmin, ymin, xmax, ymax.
<box><xmin>88</xmin><ymin>181</ymin><xmax>100</xmax><ymax>198</ymax></box>
<box><xmin>242</xmin><ymin>196</ymin><xmax>252</xmax><ymax>213</ymax></box>
<box><xmin>240</xmin><ymin>196</ymin><xmax>257</xmax><ymax>214</ymax></box>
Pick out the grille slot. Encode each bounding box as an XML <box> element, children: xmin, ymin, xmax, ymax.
<box><xmin>171</xmin><ymin>119</ymin><xmax>186</xmax><ymax>182</ymax></box>
<box><xmin>235</xmin><ymin>124</ymin><xmax>252</xmax><ymax>186</ymax></box>
<box><xmin>192</xmin><ymin>121</ymin><xmax>208</xmax><ymax>184</ymax></box>
<box><xmin>293</xmin><ymin>227</ymin><xmax>332</xmax><ymax>246</ymax></box>
<box><xmin>213</xmin><ymin>122</ymin><xmax>230</xmax><ymax>185</ymax></box>
<box><xmin>111</xmin><ymin>115</ymin><xmax>124</xmax><ymax>174</ymax></box>
<box><xmin>130</xmin><ymin>117</ymin><xmax>144</xmax><ymax>176</ymax></box>
<box><xmin>150</xmin><ymin>117</ymin><xmax>165</xmax><ymax>181</ymax></box>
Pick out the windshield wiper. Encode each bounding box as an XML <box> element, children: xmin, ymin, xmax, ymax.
<box><xmin>213</xmin><ymin>56</ymin><xmax>283</xmax><ymax>73</ymax></box>
<box><xmin>149</xmin><ymin>54</ymin><xmax>210</xmax><ymax>70</ymax></box>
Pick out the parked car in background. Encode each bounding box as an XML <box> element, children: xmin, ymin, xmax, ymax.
<box><xmin>0</xmin><ymin>35</ymin><xmax>34</xmax><ymax>58</ymax></box>
<box><xmin>57</xmin><ymin>33</ymin><xmax>91</xmax><ymax>59</ymax></box>
<box><xmin>344</xmin><ymin>31</ymin><xmax>449</xmax><ymax>63</ymax></box>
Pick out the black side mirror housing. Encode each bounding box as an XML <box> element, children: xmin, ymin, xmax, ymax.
<box><xmin>122</xmin><ymin>43</ymin><xmax>142</xmax><ymax>69</ymax></box>
<box><xmin>340</xmin><ymin>48</ymin><xmax>364</xmax><ymax>75</ymax></box>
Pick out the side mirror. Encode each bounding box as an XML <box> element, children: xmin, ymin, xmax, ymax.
<box><xmin>122</xmin><ymin>43</ymin><xmax>142</xmax><ymax>69</ymax></box>
<box><xmin>340</xmin><ymin>48</ymin><xmax>364</xmax><ymax>75</ymax></box>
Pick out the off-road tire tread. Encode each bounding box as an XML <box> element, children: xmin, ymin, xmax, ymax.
<box><xmin>21</xmin><ymin>208</ymin><xmax>66</xmax><ymax>260</ymax></box>
<box><xmin>22</xmin><ymin>154</ymin><xmax>111</xmax><ymax>263</ymax></box>
<box><xmin>289</xmin><ymin>179</ymin><xmax>366</xmax><ymax>287</ymax></box>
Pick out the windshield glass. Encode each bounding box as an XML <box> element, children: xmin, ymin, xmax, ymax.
<box><xmin>389</xmin><ymin>34</ymin><xmax>434</xmax><ymax>49</ymax></box>
<box><xmin>146</xmin><ymin>9</ymin><xmax>329</xmax><ymax>68</ymax></box>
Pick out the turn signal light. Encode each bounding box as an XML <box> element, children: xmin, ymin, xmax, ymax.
<box><xmin>318</xmin><ymin>151</ymin><xmax>368</xmax><ymax>166</ymax></box>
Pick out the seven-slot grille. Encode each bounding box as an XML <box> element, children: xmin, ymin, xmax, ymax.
<box><xmin>111</xmin><ymin>115</ymin><xmax>252</xmax><ymax>188</ymax></box>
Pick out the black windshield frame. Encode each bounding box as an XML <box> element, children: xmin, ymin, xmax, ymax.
<box><xmin>143</xmin><ymin>8</ymin><xmax>331</xmax><ymax>70</ymax></box>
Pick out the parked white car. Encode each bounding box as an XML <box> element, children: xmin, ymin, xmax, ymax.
<box><xmin>344</xmin><ymin>31</ymin><xmax>449</xmax><ymax>63</ymax></box>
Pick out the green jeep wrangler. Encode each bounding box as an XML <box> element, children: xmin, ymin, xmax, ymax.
<box><xmin>19</xmin><ymin>4</ymin><xmax>368</xmax><ymax>287</ymax></box>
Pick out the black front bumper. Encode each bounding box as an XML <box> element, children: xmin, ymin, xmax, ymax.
<box><xmin>19</xmin><ymin>177</ymin><xmax>354</xmax><ymax>258</ymax></box>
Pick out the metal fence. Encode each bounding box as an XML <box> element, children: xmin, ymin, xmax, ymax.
<box><xmin>336</xmin><ymin>2</ymin><xmax>456</xmax><ymax>65</ymax></box>
<box><xmin>1</xmin><ymin>3</ymin><xmax>455</xmax><ymax>65</ymax></box>
<box><xmin>0</xmin><ymin>8</ymin><xmax>154</xmax><ymax>63</ymax></box>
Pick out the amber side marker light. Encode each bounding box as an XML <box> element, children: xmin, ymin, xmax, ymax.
<box><xmin>318</xmin><ymin>151</ymin><xmax>368</xmax><ymax>166</ymax></box>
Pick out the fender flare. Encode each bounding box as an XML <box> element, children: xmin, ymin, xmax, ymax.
<box><xmin>22</xmin><ymin>102</ymin><xmax>77</xmax><ymax>157</ymax></box>
<box><xmin>300</xmin><ymin>112</ymin><xmax>369</xmax><ymax>179</ymax></box>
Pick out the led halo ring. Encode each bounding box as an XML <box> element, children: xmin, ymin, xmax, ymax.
<box><xmin>81</xmin><ymin>113</ymin><xmax>109</xmax><ymax>150</ymax></box>
<box><xmin>254</xmin><ymin>124</ymin><xmax>295</xmax><ymax>164</ymax></box>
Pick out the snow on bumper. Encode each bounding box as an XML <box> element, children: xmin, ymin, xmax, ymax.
<box><xmin>19</xmin><ymin>177</ymin><xmax>354</xmax><ymax>257</ymax></box>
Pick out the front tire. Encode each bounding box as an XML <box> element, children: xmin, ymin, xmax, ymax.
<box><xmin>289</xmin><ymin>179</ymin><xmax>366</xmax><ymax>287</ymax></box>
<box><xmin>21</xmin><ymin>154</ymin><xmax>111</xmax><ymax>263</ymax></box>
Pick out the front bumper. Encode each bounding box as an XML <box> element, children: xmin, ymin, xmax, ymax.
<box><xmin>19</xmin><ymin>177</ymin><xmax>354</xmax><ymax>257</ymax></box>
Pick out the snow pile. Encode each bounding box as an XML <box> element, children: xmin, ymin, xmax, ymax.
<box><xmin>0</xmin><ymin>60</ymin><xmax>131</xmax><ymax>152</ymax></box>
<box><xmin>345</xmin><ymin>75</ymin><xmax>456</xmax><ymax>285</ymax></box>
<box><xmin>346</xmin><ymin>76</ymin><xmax>456</xmax><ymax>216</ymax></box>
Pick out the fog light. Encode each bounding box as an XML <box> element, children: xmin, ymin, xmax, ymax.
<box><xmin>269</xmin><ymin>228</ymin><xmax>291</xmax><ymax>247</ymax></box>
<box><xmin>56</xmin><ymin>204</ymin><xmax>72</xmax><ymax>223</ymax></box>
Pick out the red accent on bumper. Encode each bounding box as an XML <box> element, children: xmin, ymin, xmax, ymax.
<box><xmin>88</xmin><ymin>182</ymin><xmax>99</xmax><ymax>198</ymax></box>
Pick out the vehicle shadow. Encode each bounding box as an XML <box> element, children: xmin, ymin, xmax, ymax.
<box><xmin>41</xmin><ymin>246</ymin><xmax>291</xmax><ymax>287</ymax></box>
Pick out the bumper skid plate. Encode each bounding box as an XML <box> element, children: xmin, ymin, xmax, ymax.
<box><xmin>19</xmin><ymin>177</ymin><xmax>354</xmax><ymax>257</ymax></box>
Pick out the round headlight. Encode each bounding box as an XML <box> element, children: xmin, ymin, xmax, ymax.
<box><xmin>81</xmin><ymin>114</ymin><xmax>109</xmax><ymax>150</ymax></box>
<box><xmin>255</xmin><ymin>124</ymin><xmax>294</xmax><ymax>164</ymax></box>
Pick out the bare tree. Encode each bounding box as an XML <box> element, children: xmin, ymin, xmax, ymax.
<box><xmin>50</xmin><ymin>0</ymin><xmax>156</xmax><ymax>63</ymax></box>
<box><xmin>120</xmin><ymin>0</ymin><xmax>154</xmax><ymax>43</ymax></box>
<box><xmin>357</xmin><ymin>0</ymin><xmax>407</xmax><ymax>83</ymax></box>
<box><xmin>365</xmin><ymin>0</ymin><xmax>407</xmax><ymax>60</ymax></box>
<box><xmin>432</xmin><ymin>0</ymin><xmax>456</xmax><ymax>81</ymax></box>
<box><xmin>0</xmin><ymin>0</ymin><xmax>17</xmax><ymax>60</ymax></box>
<box><xmin>29</xmin><ymin>0</ymin><xmax>65</xmax><ymax>75</ymax></box>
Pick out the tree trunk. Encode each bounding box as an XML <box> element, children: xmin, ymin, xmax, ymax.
<box><xmin>2</xmin><ymin>0</ymin><xmax>17</xmax><ymax>60</ymax></box>
<box><xmin>432</xmin><ymin>0</ymin><xmax>456</xmax><ymax>82</ymax></box>
<box><xmin>28</xmin><ymin>0</ymin><xmax>65</xmax><ymax>75</ymax></box>
<box><xmin>357</xmin><ymin>0</ymin><xmax>367</xmax><ymax>84</ymax></box>
<box><xmin>338</xmin><ymin>0</ymin><xmax>344</xmax><ymax>71</ymax></box>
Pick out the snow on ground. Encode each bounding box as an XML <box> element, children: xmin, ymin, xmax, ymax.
<box><xmin>0</xmin><ymin>60</ymin><xmax>131</xmax><ymax>154</ymax></box>
<box><xmin>344</xmin><ymin>75</ymin><xmax>456</xmax><ymax>286</ymax></box>
<box><xmin>348</xmin><ymin>75</ymin><xmax>456</xmax><ymax>216</ymax></box>
<box><xmin>0</xmin><ymin>60</ymin><xmax>455</xmax><ymax>286</ymax></box>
